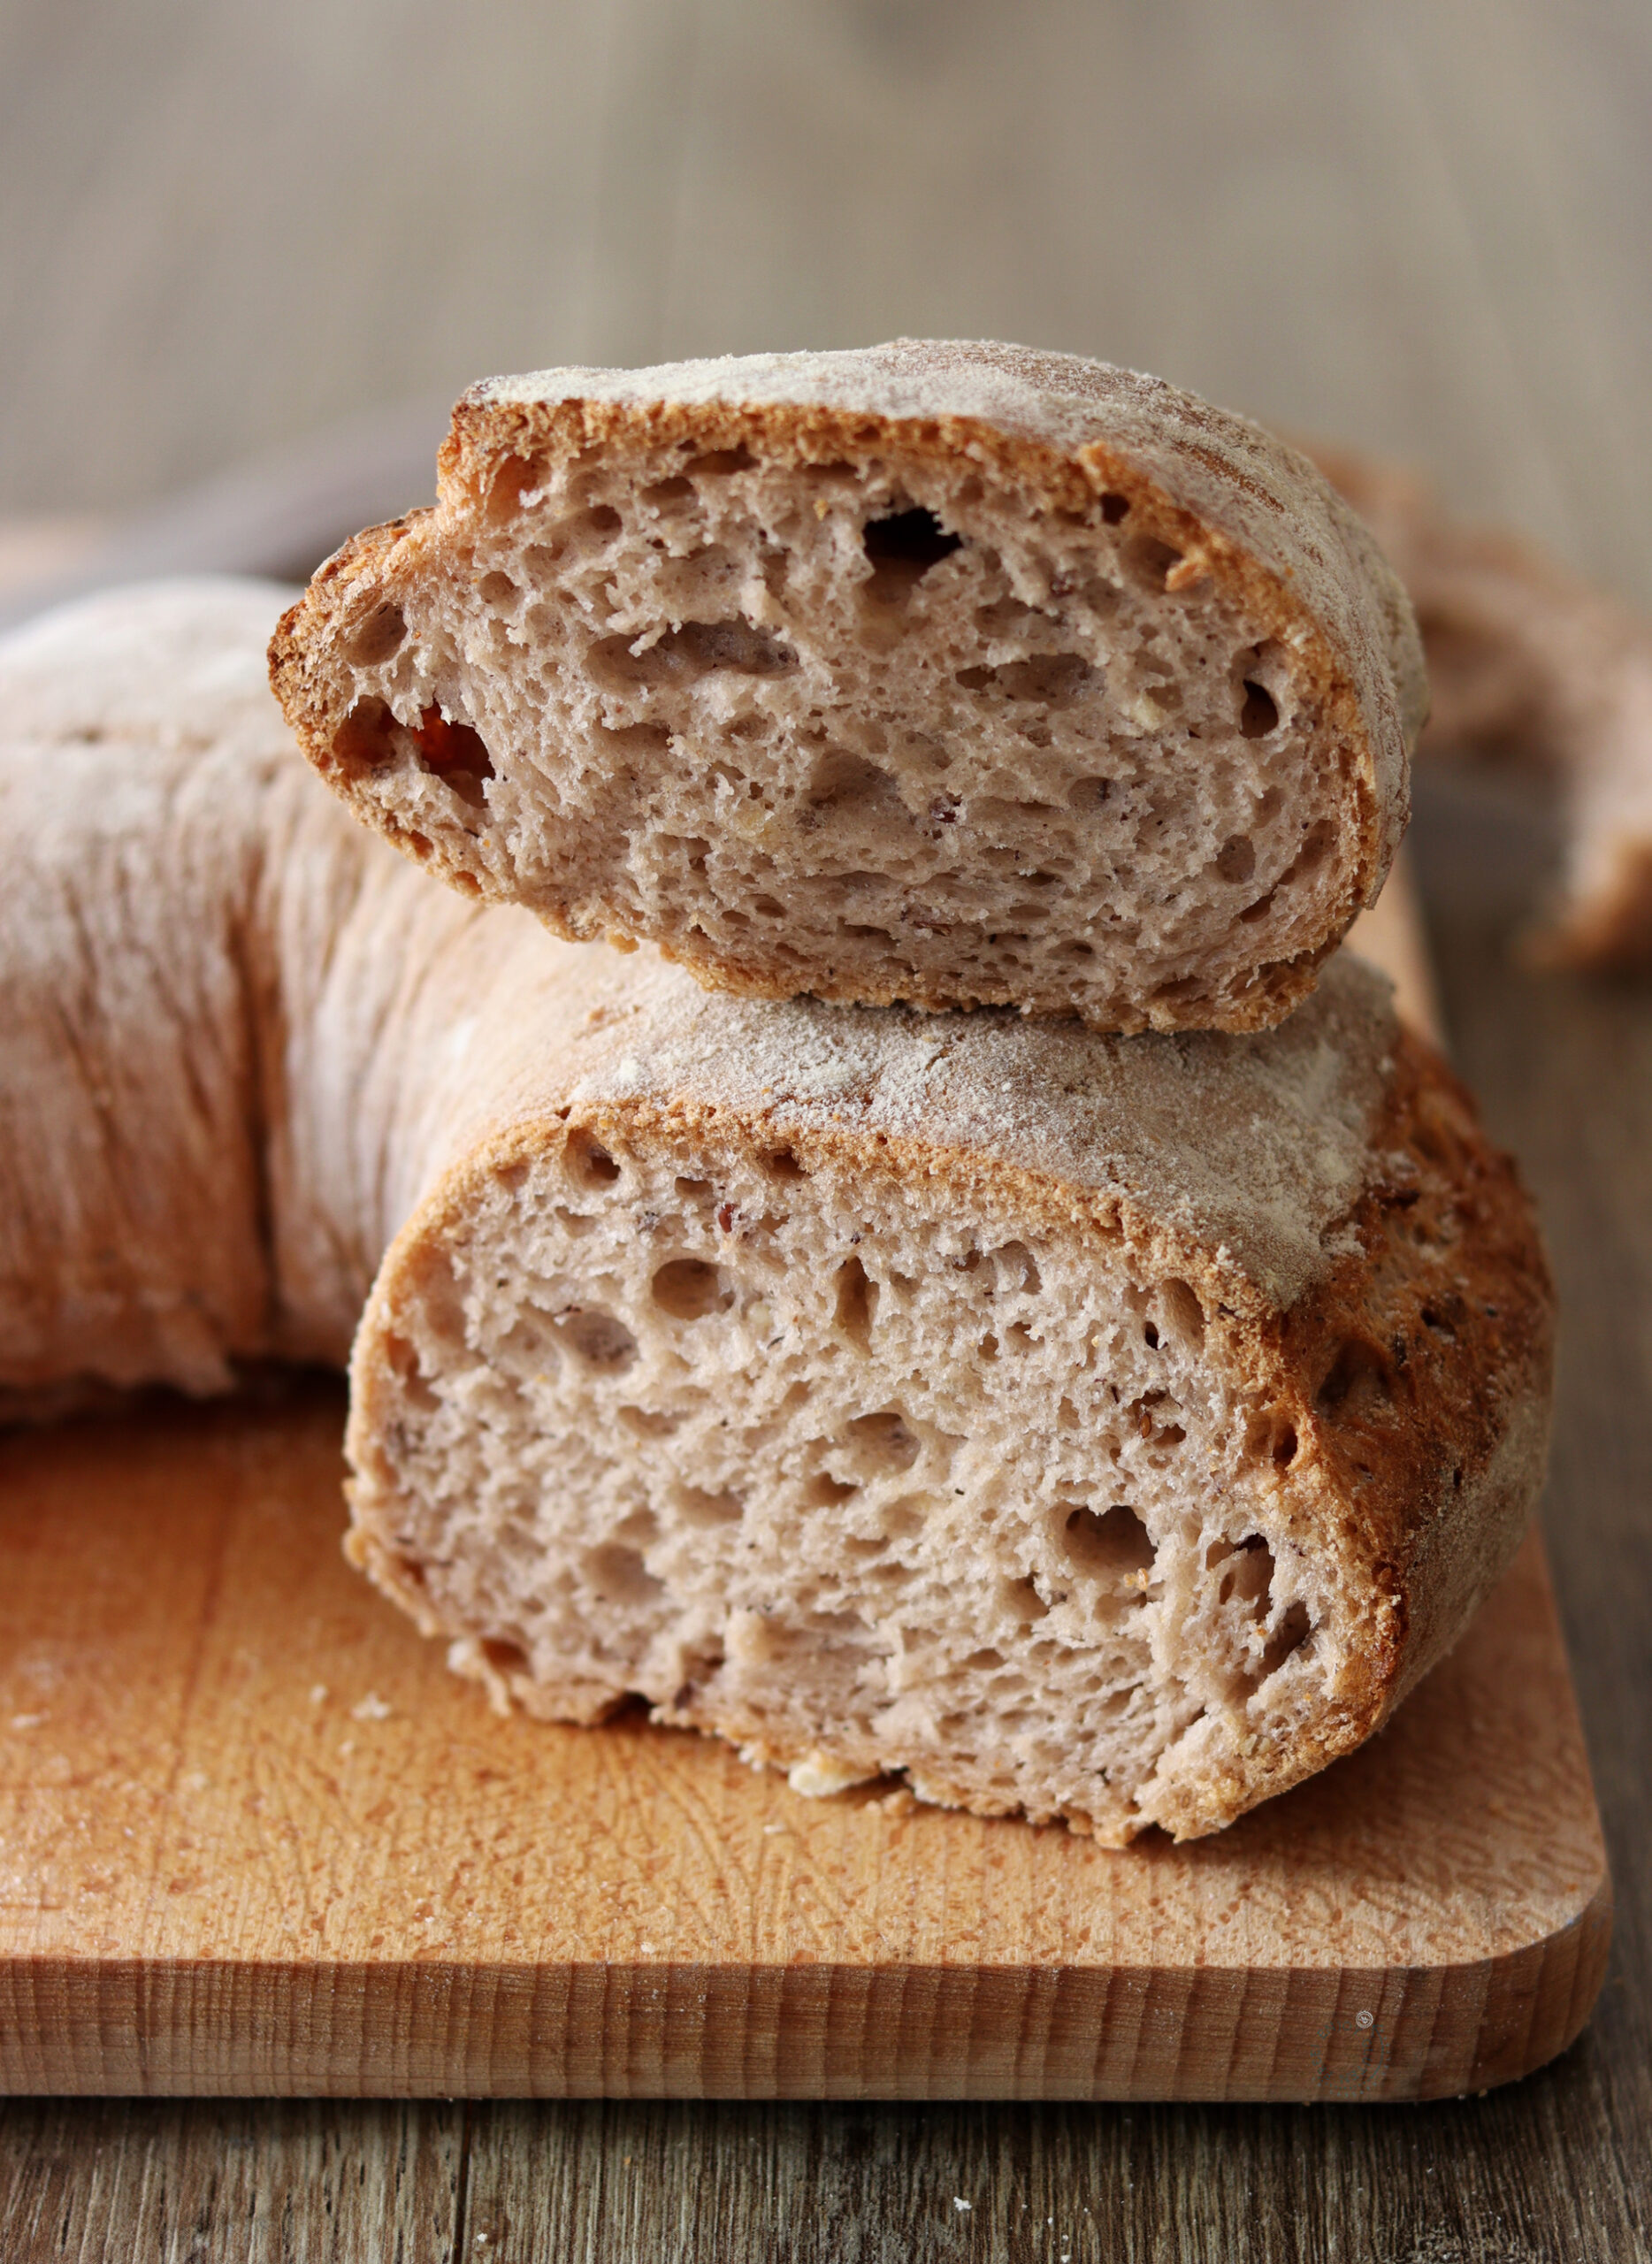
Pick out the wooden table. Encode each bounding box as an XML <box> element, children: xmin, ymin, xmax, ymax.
<box><xmin>3</xmin><ymin>4</ymin><xmax>1650</xmax><ymax>2255</ymax></box>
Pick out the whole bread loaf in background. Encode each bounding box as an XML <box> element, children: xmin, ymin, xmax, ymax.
<box><xmin>3</xmin><ymin>584</ymin><xmax>1548</xmax><ymax>1841</ymax></box>
<box><xmin>1312</xmin><ymin>439</ymin><xmax>1652</xmax><ymax>971</ymax></box>
<box><xmin>270</xmin><ymin>340</ymin><xmax>1426</xmax><ymax>1035</ymax></box>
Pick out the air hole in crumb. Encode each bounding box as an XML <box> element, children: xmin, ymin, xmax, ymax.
<box><xmin>1161</xmin><ymin>1279</ymin><xmax>1205</xmax><ymax>1348</ymax></box>
<box><xmin>1260</xmin><ymin>1600</ymin><xmax>1312</xmax><ymax>1676</ymax></box>
<box><xmin>1143</xmin><ymin>1321</ymin><xmax>1159</xmax><ymax>1350</ymax></box>
<box><xmin>1316</xmin><ymin>1336</ymin><xmax>1392</xmax><ymax>1415</ymax></box>
<box><xmin>618</xmin><ymin>1404</ymin><xmax>679</xmax><ymax>1439</ymax></box>
<box><xmin>566</xmin><ymin>1131</ymin><xmax>621</xmax><ymax>1187</ymax></box>
<box><xmin>333</xmin><ymin>696</ymin><xmax>394</xmax><ymax>770</ymax></box>
<box><xmin>1003</xmin><ymin>1576</ymin><xmax>1049</xmax><ymax>1623</ymax></box>
<box><xmin>1283</xmin><ymin>819</ymin><xmax>1335</xmax><ymax>880</ymax></box>
<box><xmin>347</xmin><ymin>603</ymin><xmax>407</xmax><ymax>666</ymax></box>
<box><xmin>804</xmin><ymin>1472</ymin><xmax>857</xmax><ymax>1507</ymax></box>
<box><xmin>975</xmin><ymin>595</ymin><xmax>1036</xmax><ymax>636</ymax></box>
<box><xmin>1099</xmin><ymin>492</ymin><xmax>1130</xmax><ymax>524</ymax></box>
<box><xmin>651</xmin><ymin>1258</ymin><xmax>728</xmax><ymax>1320</ymax></box>
<box><xmin>962</xmin><ymin>1648</ymin><xmax>1005</xmax><ymax>1673</ymax></box>
<box><xmin>861</xmin><ymin>507</ymin><xmax>962</xmax><ymax>603</ymax></box>
<box><xmin>674</xmin><ymin>1485</ymin><xmax>744</xmax><ymax>1528</ymax></box>
<box><xmin>883</xmin><ymin>1497</ymin><xmax>927</xmax><ymax>1541</ymax></box>
<box><xmin>555</xmin><ymin>1308</ymin><xmax>638</xmax><ymax>1371</ymax></box>
<box><xmin>486</xmin><ymin>454</ymin><xmax>543</xmax><ymax>522</ymax></box>
<box><xmin>582</xmin><ymin>503</ymin><xmax>622</xmax><ymax>533</ymax></box>
<box><xmin>641</xmin><ymin>475</ymin><xmax>695</xmax><ymax>504</ymax></box>
<box><xmin>1124</xmin><ymin>533</ymin><xmax>1184</xmax><ymax>590</ymax></box>
<box><xmin>675</xmin><ymin>1176</ymin><xmax>712</xmax><ymax>1198</ymax></box>
<box><xmin>993</xmin><ymin>1241</ymin><xmax>1042</xmax><ymax>1295</ymax></box>
<box><xmin>845</xmin><ymin>1410</ymin><xmax>920</xmax><ymax>1471</ymax></box>
<box><xmin>600</xmin><ymin>721</ymin><xmax>673</xmax><ymax>760</ymax></box>
<box><xmin>807</xmin><ymin>746</ymin><xmax>896</xmax><ymax>809</ymax></box>
<box><xmin>762</xmin><ymin>1147</ymin><xmax>808</xmax><ymax>1182</ymax></box>
<box><xmin>752</xmin><ymin>895</ymin><xmax>785</xmax><ymax>917</ymax></box>
<box><xmin>591</xmin><ymin>619</ymin><xmax>795</xmax><ymax>690</ymax></box>
<box><xmin>1061</xmin><ymin>1503</ymin><xmax>1154</xmax><ymax>1581</ymax></box>
<box><xmin>1240</xmin><ymin>681</ymin><xmax>1280</xmax><ymax>738</ymax></box>
<box><xmin>1217</xmin><ymin>1535</ymin><xmax>1274</xmax><ymax>1612</ymax></box>
<box><xmin>411</xmin><ymin>707</ymin><xmax>494</xmax><ymax>805</ymax></box>
<box><xmin>686</xmin><ymin>446</ymin><xmax>756</xmax><ymax>476</ymax></box>
<box><xmin>994</xmin><ymin>654</ymin><xmax>1094</xmax><ymax>704</ymax></box>
<box><xmin>833</xmin><ymin>1255</ymin><xmax>877</xmax><ymax>1350</ymax></box>
<box><xmin>1067</xmin><ymin>775</ymin><xmax>1113</xmax><ymax>812</ymax></box>
<box><xmin>478</xmin><ymin>572</ymin><xmax>516</xmax><ymax>607</ymax></box>
<box><xmin>1215</xmin><ymin>834</ymin><xmax>1256</xmax><ymax>883</ymax></box>
<box><xmin>481</xmin><ymin>1637</ymin><xmax>528</xmax><ymax>1675</ymax></box>
<box><xmin>585</xmin><ymin>1542</ymin><xmax>662</xmax><ymax>1605</ymax></box>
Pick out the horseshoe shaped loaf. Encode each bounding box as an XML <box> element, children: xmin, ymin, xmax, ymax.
<box><xmin>3</xmin><ymin>582</ymin><xmax>1549</xmax><ymax>1840</ymax></box>
<box><xmin>271</xmin><ymin>340</ymin><xmax>1426</xmax><ymax>1036</ymax></box>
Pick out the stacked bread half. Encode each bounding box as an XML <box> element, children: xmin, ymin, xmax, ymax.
<box><xmin>1</xmin><ymin>343</ymin><xmax>1552</xmax><ymax>1842</ymax></box>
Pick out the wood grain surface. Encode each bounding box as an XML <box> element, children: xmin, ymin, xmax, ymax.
<box><xmin>3</xmin><ymin>0</ymin><xmax>1651</xmax><ymax>2253</ymax></box>
<box><xmin>0</xmin><ymin>1381</ymin><xmax>1607</xmax><ymax>2104</ymax></box>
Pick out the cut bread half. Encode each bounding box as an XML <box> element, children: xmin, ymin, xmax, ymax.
<box><xmin>271</xmin><ymin>340</ymin><xmax>1426</xmax><ymax>1035</ymax></box>
<box><xmin>348</xmin><ymin>952</ymin><xmax>1550</xmax><ymax>1845</ymax></box>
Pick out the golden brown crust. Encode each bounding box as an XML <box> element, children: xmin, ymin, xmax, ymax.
<box><xmin>1140</xmin><ymin>1027</ymin><xmax>1554</xmax><ymax>1833</ymax></box>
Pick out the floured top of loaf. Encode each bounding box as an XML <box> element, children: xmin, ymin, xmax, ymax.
<box><xmin>470</xmin><ymin>940</ymin><xmax>1400</xmax><ymax>1318</ymax></box>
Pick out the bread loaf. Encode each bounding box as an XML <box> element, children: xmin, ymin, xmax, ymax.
<box><xmin>0</xmin><ymin>579</ymin><xmax>487</xmax><ymax>1411</ymax></box>
<box><xmin>1312</xmin><ymin>441</ymin><xmax>1652</xmax><ymax>969</ymax></box>
<box><xmin>270</xmin><ymin>341</ymin><xmax>1426</xmax><ymax>1036</ymax></box>
<box><xmin>4</xmin><ymin>583</ymin><xmax>1549</xmax><ymax>1841</ymax></box>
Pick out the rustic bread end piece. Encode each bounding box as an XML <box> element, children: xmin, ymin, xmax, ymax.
<box><xmin>271</xmin><ymin>341</ymin><xmax>1425</xmax><ymax>1034</ymax></box>
<box><xmin>344</xmin><ymin>953</ymin><xmax>1550</xmax><ymax>1844</ymax></box>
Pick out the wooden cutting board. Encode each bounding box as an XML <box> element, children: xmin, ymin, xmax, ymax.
<box><xmin>0</xmin><ymin>872</ymin><xmax>1610</xmax><ymax>2101</ymax></box>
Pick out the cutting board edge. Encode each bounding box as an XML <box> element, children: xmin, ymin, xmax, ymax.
<box><xmin>0</xmin><ymin>1869</ymin><xmax>1609</xmax><ymax>2102</ymax></box>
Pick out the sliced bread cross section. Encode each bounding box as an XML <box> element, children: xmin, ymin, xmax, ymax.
<box><xmin>272</xmin><ymin>340</ymin><xmax>1426</xmax><ymax>1034</ymax></box>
